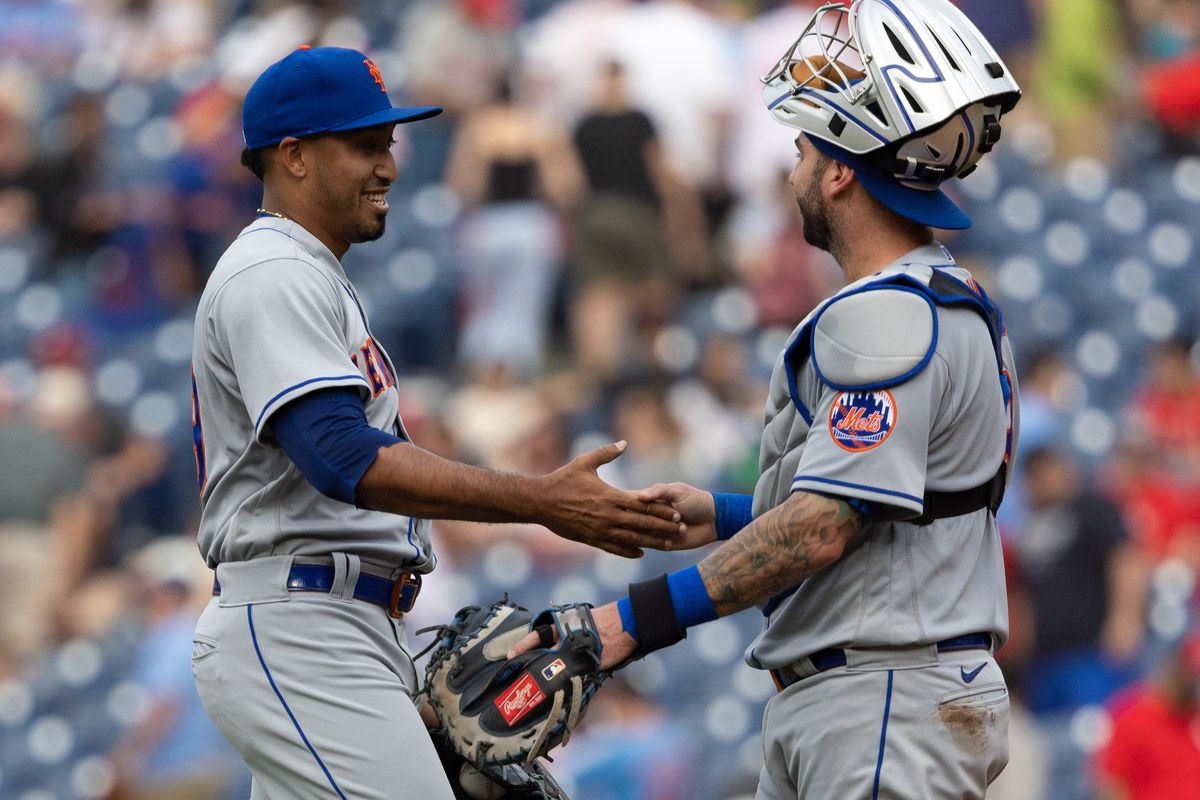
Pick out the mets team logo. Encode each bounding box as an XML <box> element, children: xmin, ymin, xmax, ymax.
<box><xmin>829</xmin><ymin>390</ymin><xmax>897</xmax><ymax>452</ymax></box>
<box><xmin>363</xmin><ymin>58</ymin><xmax>387</xmax><ymax>93</ymax></box>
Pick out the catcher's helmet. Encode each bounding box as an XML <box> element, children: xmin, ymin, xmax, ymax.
<box><xmin>762</xmin><ymin>0</ymin><xmax>1021</xmax><ymax>228</ymax></box>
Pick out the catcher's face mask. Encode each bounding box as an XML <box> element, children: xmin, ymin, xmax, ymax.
<box><xmin>762</xmin><ymin>0</ymin><xmax>1021</xmax><ymax>228</ymax></box>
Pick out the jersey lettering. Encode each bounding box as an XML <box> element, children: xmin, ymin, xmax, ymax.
<box><xmin>190</xmin><ymin>365</ymin><xmax>207</xmax><ymax>495</ymax></box>
<box><xmin>358</xmin><ymin>336</ymin><xmax>395</xmax><ymax>397</ymax></box>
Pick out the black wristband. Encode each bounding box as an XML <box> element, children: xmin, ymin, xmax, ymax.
<box><xmin>628</xmin><ymin>574</ymin><xmax>686</xmax><ymax>658</ymax></box>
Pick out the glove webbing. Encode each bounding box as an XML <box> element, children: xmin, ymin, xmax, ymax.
<box><xmin>524</xmin><ymin>675</ymin><xmax>584</xmax><ymax>763</ymax></box>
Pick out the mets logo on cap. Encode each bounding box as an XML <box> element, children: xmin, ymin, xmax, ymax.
<box><xmin>829</xmin><ymin>390</ymin><xmax>897</xmax><ymax>452</ymax></box>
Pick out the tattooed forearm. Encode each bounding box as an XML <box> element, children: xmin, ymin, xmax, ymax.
<box><xmin>697</xmin><ymin>492</ymin><xmax>862</xmax><ymax>617</ymax></box>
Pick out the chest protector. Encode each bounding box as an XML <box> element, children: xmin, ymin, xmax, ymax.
<box><xmin>786</xmin><ymin>267</ymin><xmax>1012</xmax><ymax>524</ymax></box>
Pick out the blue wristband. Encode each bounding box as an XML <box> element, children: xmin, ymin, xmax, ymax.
<box><xmin>617</xmin><ymin>565</ymin><xmax>718</xmax><ymax>641</ymax></box>
<box><xmin>713</xmin><ymin>492</ymin><xmax>753</xmax><ymax>540</ymax></box>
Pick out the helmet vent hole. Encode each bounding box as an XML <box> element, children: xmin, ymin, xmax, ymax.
<box><xmin>951</xmin><ymin>133</ymin><xmax>965</xmax><ymax>166</ymax></box>
<box><xmin>900</xmin><ymin>86</ymin><xmax>924</xmax><ymax>114</ymax></box>
<box><xmin>865</xmin><ymin>101</ymin><xmax>887</xmax><ymax>125</ymax></box>
<box><xmin>883</xmin><ymin>25</ymin><xmax>915</xmax><ymax>64</ymax></box>
<box><xmin>927</xmin><ymin>27</ymin><xmax>961</xmax><ymax>71</ymax></box>
<box><xmin>952</xmin><ymin>28</ymin><xmax>973</xmax><ymax>55</ymax></box>
<box><xmin>925</xmin><ymin>143</ymin><xmax>942</xmax><ymax>159</ymax></box>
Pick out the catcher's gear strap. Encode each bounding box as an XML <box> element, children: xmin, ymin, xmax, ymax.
<box><xmin>627</xmin><ymin>574</ymin><xmax>686</xmax><ymax>657</ymax></box>
<box><xmin>809</xmin><ymin>286</ymin><xmax>936</xmax><ymax>392</ymax></box>
<box><xmin>913</xmin><ymin>463</ymin><xmax>1007</xmax><ymax>527</ymax></box>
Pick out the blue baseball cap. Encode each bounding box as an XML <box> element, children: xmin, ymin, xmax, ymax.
<box><xmin>806</xmin><ymin>134</ymin><xmax>971</xmax><ymax>231</ymax></box>
<box><xmin>242</xmin><ymin>46</ymin><xmax>442</xmax><ymax>150</ymax></box>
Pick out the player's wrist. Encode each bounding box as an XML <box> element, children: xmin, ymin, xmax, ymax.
<box><xmin>617</xmin><ymin>566</ymin><xmax>718</xmax><ymax>652</ymax></box>
<box><xmin>712</xmin><ymin>492</ymin><xmax>753</xmax><ymax>540</ymax></box>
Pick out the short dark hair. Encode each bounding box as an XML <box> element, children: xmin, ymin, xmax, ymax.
<box><xmin>240</xmin><ymin>147</ymin><xmax>268</xmax><ymax>180</ymax></box>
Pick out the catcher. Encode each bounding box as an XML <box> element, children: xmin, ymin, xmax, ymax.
<box><xmin>504</xmin><ymin>2</ymin><xmax>1023</xmax><ymax>798</ymax></box>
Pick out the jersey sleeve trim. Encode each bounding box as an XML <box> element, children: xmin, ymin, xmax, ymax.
<box><xmin>791</xmin><ymin>475</ymin><xmax>923</xmax><ymax>513</ymax></box>
<box><xmin>254</xmin><ymin>374</ymin><xmax>370</xmax><ymax>440</ymax></box>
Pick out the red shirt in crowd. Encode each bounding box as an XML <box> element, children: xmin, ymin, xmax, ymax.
<box><xmin>1099</xmin><ymin>688</ymin><xmax>1200</xmax><ymax>800</ymax></box>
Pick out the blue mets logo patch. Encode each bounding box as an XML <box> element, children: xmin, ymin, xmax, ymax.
<box><xmin>829</xmin><ymin>390</ymin><xmax>897</xmax><ymax>452</ymax></box>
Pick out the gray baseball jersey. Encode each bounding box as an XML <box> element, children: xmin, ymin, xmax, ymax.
<box><xmin>190</xmin><ymin>216</ymin><xmax>433</xmax><ymax>572</ymax></box>
<box><xmin>746</xmin><ymin>243</ymin><xmax>1018</xmax><ymax>670</ymax></box>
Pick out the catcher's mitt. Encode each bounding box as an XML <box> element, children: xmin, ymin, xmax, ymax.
<box><xmin>430</xmin><ymin>727</ymin><xmax>569</xmax><ymax>800</ymax></box>
<box><xmin>421</xmin><ymin>597</ymin><xmax>606</xmax><ymax>768</ymax></box>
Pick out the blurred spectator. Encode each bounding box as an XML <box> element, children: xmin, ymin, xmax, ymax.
<box><xmin>1035</xmin><ymin>0</ymin><xmax>1124</xmax><ymax>162</ymax></box>
<box><xmin>1129</xmin><ymin>0</ymin><xmax>1200</xmax><ymax>147</ymax></box>
<box><xmin>24</xmin><ymin>93</ymin><xmax>111</xmax><ymax>266</ymax></box>
<box><xmin>728</xmin><ymin>170</ymin><xmax>841</xmax><ymax>329</ymax></box>
<box><xmin>521</xmin><ymin>0</ymin><xmax>637</xmax><ymax>124</ymax></box>
<box><xmin>664</xmin><ymin>334</ymin><xmax>763</xmax><ymax>490</ymax></box>
<box><xmin>445</xmin><ymin>73</ymin><xmax>583</xmax><ymax>376</ymax></box>
<box><xmin>605</xmin><ymin>0</ymin><xmax>737</xmax><ymax>282</ymax></box>
<box><xmin>77</xmin><ymin>0</ymin><xmax>217</xmax><ymax>82</ymax></box>
<box><xmin>398</xmin><ymin>0</ymin><xmax>517</xmax><ymax>117</ymax></box>
<box><xmin>0</xmin><ymin>523</ymin><xmax>57</xmax><ymax>679</ymax></box>
<box><xmin>159</xmin><ymin>83</ymin><xmax>261</xmax><ymax>297</ymax></box>
<box><xmin>0</xmin><ymin>73</ymin><xmax>40</xmax><ymax>244</ymax></box>
<box><xmin>555</xmin><ymin>678</ymin><xmax>698</xmax><ymax>800</ymax></box>
<box><xmin>1102</xmin><ymin>430</ymin><xmax>1200</xmax><ymax>568</ymax></box>
<box><xmin>609</xmin><ymin>382</ymin><xmax>685</xmax><ymax>490</ymax></box>
<box><xmin>1126</xmin><ymin>336</ymin><xmax>1200</xmax><ymax>487</ymax></box>
<box><xmin>106</xmin><ymin>536</ymin><xmax>244</xmax><ymax>800</ymax></box>
<box><xmin>569</xmin><ymin>60</ymin><xmax>696</xmax><ymax>383</ymax></box>
<box><xmin>1096</xmin><ymin>633</ymin><xmax>1200</xmax><ymax>800</ymax></box>
<box><xmin>0</xmin><ymin>368</ymin><xmax>89</xmax><ymax>524</ymax></box>
<box><xmin>1014</xmin><ymin>446</ymin><xmax>1149</xmax><ymax>800</ymax></box>
<box><xmin>998</xmin><ymin>347</ymin><xmax>1080</xmax><ymax>536</ymax></box>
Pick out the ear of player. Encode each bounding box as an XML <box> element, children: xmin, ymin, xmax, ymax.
<box><xmin>762</xmin><ymin>0</ymin><xmax>1021</xmax><ymax>185</ymax></box>
<box><xmin>421</xmin><ymin>597</ymin><xmax>606</xmax><ymax>787</ymax></box>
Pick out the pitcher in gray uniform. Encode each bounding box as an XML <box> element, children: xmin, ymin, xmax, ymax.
<box><xmin>189</xmin><ymin>46</ymin><xmax>684</xmax><ymax>799</ymax></box>
<box><xmin>510</xmin><ymin>1</ymin><xmax>1023</xmax><ymax>797</ymax></box>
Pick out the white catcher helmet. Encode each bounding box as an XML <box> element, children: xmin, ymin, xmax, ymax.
<box><xmin>762</xmin><ymin>0</ymin><xmax>1021</xmax><ymax>203</ymax></box>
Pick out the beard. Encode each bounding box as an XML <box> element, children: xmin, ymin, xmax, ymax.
<box><xmin>314</xmin><ymin>163</ymin><xmax>387</xmax><ymax>244</ymax></box>
<box><xmin>796</xmin><ymin>167</ymin><xmax>835</xmax><ymax>253</ymax></box>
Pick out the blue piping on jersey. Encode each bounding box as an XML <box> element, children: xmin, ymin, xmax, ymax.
<box><xmin>872</xmin><ymin>669</ymin><xmax>895</xmax><ymax>800</ymax></box>
<box><xmin>255</xmin><ymin>374</ymin><xmax>369</xmax><ymax>434</ymax></box>
<box><xmin>791</xmin><ymin>476</ymin><xmax>923</xmax><ymax>506</ymax></box>
<box><xmin>248</xmin><ymin>605</ymin><xmax>348</xmax><ymax>799</ymax></box>
<box><xmin>808</xmin><ymin>284</ymin><xmax>939</xmax><ymax>393</ymax></box>
<box><xmin>406</xmin><ymin>516</ymin><xmax>423</xmax><ymax>562</ymax></box>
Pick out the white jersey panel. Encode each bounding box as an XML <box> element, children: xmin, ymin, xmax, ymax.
<box><xmin>191</xmin><ymin>217</ymin><xmax>433</xmax><ymax>572</ymax></box>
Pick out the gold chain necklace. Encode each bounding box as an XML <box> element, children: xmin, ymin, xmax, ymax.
<box><xmin>256</xmin><ymin>207</ymin><xmax>292</xmax><ymax>220</ymax></box>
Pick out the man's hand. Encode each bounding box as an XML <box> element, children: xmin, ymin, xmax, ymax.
<box><xmin>507</xmin><ymin>601</ymin><xmax>636</xmax><ymax>671</ymax></box>
<box><xmin>537</xmin><ymin>441</ymin><xmax>685</xmax><ymax>558</ymax></box>
<box><xmin>636</xmin><ymin>482</ymin><xmax>719</xmax><ymax>550</ymax></box>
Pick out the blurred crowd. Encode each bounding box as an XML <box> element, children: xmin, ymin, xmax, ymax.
<box><xmin>0</xmin><ymin>0</ymin><xmax>1198</xmax><ymax>798</ymax></box>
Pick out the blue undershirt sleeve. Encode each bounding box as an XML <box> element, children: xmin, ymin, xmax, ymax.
<box><xmin>268</xmin><ymin>386</ymin><xmax>403</xmax><ymax>506</ymax></box>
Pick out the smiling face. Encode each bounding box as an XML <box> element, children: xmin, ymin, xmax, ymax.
<box><xmin>305</xmin><ymin>124</ymin><xmax>398</xmax><ymax>250</ymax></box>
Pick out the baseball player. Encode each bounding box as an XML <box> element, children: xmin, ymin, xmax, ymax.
<box><xmin>188</xmin><ymin>47</ymin><xmax>683</xmax><ymax>799</ymax></box>
<box><xmin>513</xmin><ymin>1</ymin><xmax>1022</xmax><ymax>797</ymax></box>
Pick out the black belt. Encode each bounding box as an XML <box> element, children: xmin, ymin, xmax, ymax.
<box><xmin>769</xmin><ymin>633</ymin><xmax>993</xmax><ymax>691</ymax></box>
<box><xmin>212</xmin><ymin>563</ymin><xmax>422</xmax><ymax>618</ymax></box>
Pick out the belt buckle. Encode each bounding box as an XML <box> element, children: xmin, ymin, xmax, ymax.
<box><xmin>388</xmin><ymin>572</ymin><xmax>422</xmax><ymax>618</ymax></box>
